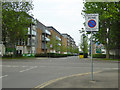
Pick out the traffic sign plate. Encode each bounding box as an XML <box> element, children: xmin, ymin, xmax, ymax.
<box><xmin>85</xmin><ymin>14</ymin><xmax>99</xmax><ymax>31</ymax></box>
<box><xmin>88</xmin><ymin>19</ymin><xmax>96</xmax><ymax>28</ymax></box>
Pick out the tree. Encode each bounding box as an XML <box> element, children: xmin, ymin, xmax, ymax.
<box><xmin>80</xmin><ymin>34</ymin><xmax>88</xmax><ymax>54</ymax></box>
<box><xmin>74</xmin><ymin>47</ymin><xmax>79</xmax><ymax>54</ymax></box>
<box><xmin>60</xmin><ymin>41</ymin><xmax>67</xmax><ymax>54</ymax></box>
<box><xmin>48</xmin><ymin>34</ymin><xmax>61</xmax><ymax>53</ymax></box>
<box><xmin>2</xmin><ymin>1</ymin><xmax>33</xmax><ymax>56</ymax></box>
<box><xmin>82</xmin><ymin>2</ymin><xmax>120</xmax><ymax>59</ymax></box>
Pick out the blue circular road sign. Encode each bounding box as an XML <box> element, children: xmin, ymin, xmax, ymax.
<box><xmin>88</xmin><ymin>19</ymin><xmax>96</xmax><ymax>28</ymax></box>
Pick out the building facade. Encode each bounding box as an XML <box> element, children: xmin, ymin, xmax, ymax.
<box><xmin>16</xmin><ymin>17</ymin><xmax>37</xmax><ymax>56</ymax></box>
<box><xmin>2</xmin><ymin>16</ymin><xmax>78</xmax><ymax>56</ymax></box>
<box><xmin>62</xmin><ymin>33</ymin><xmax>77</xmax><ymax>54</ymax></box>
<box><xmin>47</xmin><ymin>26</ymin><xmax>62</xmax><ymax>53</ymax></box>
<box><xmin>36</xmin><ymin>21</ymin><xmax>51</xmax><ymax>54</ymax></box>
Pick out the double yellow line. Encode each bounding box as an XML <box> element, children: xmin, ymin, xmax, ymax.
<box><xmin>34</xmin><ymin>71</ymin><xmax>102</xmax><ymax>88</ymax></box>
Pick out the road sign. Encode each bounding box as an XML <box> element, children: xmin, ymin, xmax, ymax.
<box><xmin>85</xmin><ymin>13</ymin><xmax>99</xmax><ymax>81</ymax></box>
<box><xmin>85</xmin><ymin>14</ymin><xmax>99</xmax><ymax>31</ymax></box>
<box><xmin>88</xmin><ymin>19</ymin><xmax>96</xmax><ymax>28</ymax></box>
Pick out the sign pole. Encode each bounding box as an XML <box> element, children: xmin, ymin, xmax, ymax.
<box><xmin>91</xmin><ymin>31</ymin><xmax>93</xmax><ymax>81</ymax></box>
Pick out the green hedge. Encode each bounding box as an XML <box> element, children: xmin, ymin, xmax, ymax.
<box><xmin>109</xmin><ymin>55</ymin><xmax>120</xmax><ymax>59</ymax></box>
<box><xmin>35</xmin><ymin>53</ymin><xmax>74</xmax><ymax>58</ymax></box>
<box><xmin>2</xmin><ymin>54</ymin><xmax>23</xmax><ymax>58</ymax></box>
<box><xmin>84</xmin><ymin>53</ymin><xmax>88</xmax><ymax>58</ymax></box>
<box><xmin>93</xmin><ymin>54</ymin><xmax>106</xmax><ymax>58</ymax></box>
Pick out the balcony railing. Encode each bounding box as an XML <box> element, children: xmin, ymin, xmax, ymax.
<box><xmin>32</xmin><ymin>26</ymin><xmax>36</xmax><ymax>31</ymax></box>
<box><xmin>56</xmin><ymin>36</ymin><xmax>61</xmax><ymax>41</ymax></box>
<box><xmin>32</xmin><ymin>30</ymin><xmax>36</xmax><ymax>36</ymax></box>
<box><xmin>42</xmin><ymin>37</ymin><xmax>50</xmax><ymax>42</ymax></box>
<box><xmin>58</xmin><ymin>43</ymin><xmax>61</xmax><ymax>46</ymax></box>
<box><xmin>27</xmin><ymin>28</ymin><xmax>36</xmax><ymax>36</ymax></box>
<box><xmin>42</xmin><ymin>29</ymin><xmax>51</xmax><ymax>35</ymax></box>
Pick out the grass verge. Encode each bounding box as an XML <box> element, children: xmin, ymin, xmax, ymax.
<box><xmin>93</xmin><ymin>58</ymin><xmax>120</xmax><ymax>61</ymax></box>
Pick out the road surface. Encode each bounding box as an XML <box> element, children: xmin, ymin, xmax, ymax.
<box><xmin>1</xmin><ymin>56</ymin><xmax>118</xmax><ymax>88</ymax></box>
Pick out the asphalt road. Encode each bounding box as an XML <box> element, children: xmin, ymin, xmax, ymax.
<box><xmin>1</xmin><ymin>56</ymin><xmax>118</xmax><ymax>88</ymax></box>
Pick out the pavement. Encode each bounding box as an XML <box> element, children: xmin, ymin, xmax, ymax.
<box><xmin>36</xmin><ymin>69</ymin><xmax>119</xmax><ymax>89</ymax></box>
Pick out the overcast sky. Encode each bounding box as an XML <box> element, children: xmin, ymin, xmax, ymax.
<box><xmin>31</xmin><ymin>0</ymin><xmax>85</xmax><ymax>46</ymax></box>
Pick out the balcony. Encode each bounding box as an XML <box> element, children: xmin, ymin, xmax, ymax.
<box><xmin>58</xmin><ymin>43</ymin><xmax>61</xmax><ymax>46</ymax></box>
<box><xmin>32</xmin><ymin>25</ymin><xmax>36</xmax><ymax>31</ymax></box>
<box><xmin>32</xmin><ymin>30</ymin><xmax>36</xmax><ymax>36</ymax></box>
<box><xmin>42</xmin><ymin>37</ymin><xmax>50</xmax><ymax>42</ymax></box>
<box><xmin>42</xmin><ymin>29</ymin><xmax>51</xmax><ymax>35</ymax></box>
<box><xmin>56</xmin><ymin>36</ymin><xmax>61</xmax><ymax>41</ymax></box>
<box><xmin>27</xmin><ymin>28</ymin><xmax>36</xmax><ymax>36</ymax></box>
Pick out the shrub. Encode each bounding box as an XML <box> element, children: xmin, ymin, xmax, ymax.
<box><xmin>3</xmin><ymin>54</ymin><xmax>13</xmax><ymax>58</ymax></box>
<box><xmin>35</xmin><ymin>53</ymin><xmax>46</xmax><ymax>57</ymax></box>
<box><xmin>109</xmin><ymin>55</ymin><xmax>120</xmax><ymax>59</ymax></box>
<box><xmin>93</xmin><ymin>54</ymin><xmax>106</xmax><ymax>58</ymax></box>
<box><xmin>35</xmin><ymin>53</ymin><xmax>73</xmax><ymax>58</ymax></box>
<box><xmin>84</xmin><ymin>53</ymin><xmax>88</xmax><ymax>58</ymax></box>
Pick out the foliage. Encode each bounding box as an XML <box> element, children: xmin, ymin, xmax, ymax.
<box><xmin>60</xmin><ymin>41</ymin><xmax>67</xmax><ymax>53</ymax></box>
<box><xmin>82</xmin><ymin>2</ymin><xmax>120</xmax><ymax>59</ymax></box>
<box><xmin>80</xmin><ymin>34</ymin><xmax>88</xmax><ymax>53</ymax></box>
<box><xmin>2</xmin><ymin>1</ymin><xmax>33</xmax><ymax>56</ymax></box>
<box><xmin>47</xmin><ymin>34</ymin><xmax>61</xmax><ymax>53</ymax></box>
<box><xmin>73</xmin><ymin>47</ymin><xmax>79</xmax><ymax>54</ymax></box>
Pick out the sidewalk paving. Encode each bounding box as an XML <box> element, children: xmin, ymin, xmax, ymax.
<box><xmin>43</xmin><ymin>69</ymin><xmax>118</xmax><ymax>88</ymax></box>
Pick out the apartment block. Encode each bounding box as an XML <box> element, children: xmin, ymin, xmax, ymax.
<box><xmin>62</xmin><ymin>33</ymin><xmax>77</xmax><ymax>54</ymax></box>
<box><xmin>61</xmin><ymin>34</ymin><xmax>68</xmax><ymax>54</ymax></box>
<box><xmin>16</xmin><ymin>16</ymin><xmax>37</xmax><ymax>56</ymax></box>
<box><xmin>47</xmin><ymin>26</ymin><xmax>62</xmax><ymax>53</ymax></box>
<box><xmin>2</xmin><ymin>15</ymin><xmax>78</xmax><ymax>56</ymax></box>
<box><xmin>36</xmin><ymin>21</ymin><xmax>51</xmax><ymax>54</ymax></box>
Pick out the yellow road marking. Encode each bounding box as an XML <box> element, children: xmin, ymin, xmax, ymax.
<box><xmin>34</xmin><ymin>71</ymin><xmax>102</xmax><ymax>88</ymax></box>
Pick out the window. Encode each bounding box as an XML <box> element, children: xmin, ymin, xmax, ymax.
<box><xmin>22</xmin><ymin>39</ymin><xmax>25</xmax><ymax>45</ymax></box>
<box><xmin>28</xmin><ymin>27</ymin><xmax>30</xmax><ymax>34</ymax></box>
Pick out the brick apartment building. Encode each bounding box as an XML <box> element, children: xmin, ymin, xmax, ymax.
<box><xmin>47</xmin><ymin>26</ymin><xmax>62</xmax><ymax>54</ymax></box>
<box><xmin>62</xmin><ymin>33</ymin><xmax>77</xmax><ymax>54</ymax></box>
<box><xmin>36</xmin><ymin>21</ymin><xmax>51</xmax><ymax>54</ymax></box>
<box><xmin>16</xmin><ymin>16</ymin><xmax>37</xmax><ymax>56</ymax></box>
<box><xmin>2</xmin><ymin>16</ymin><xmax>78</xmax><ymax>56</ymax></box>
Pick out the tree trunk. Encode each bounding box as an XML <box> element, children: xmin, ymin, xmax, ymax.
<box><xmin>12</xmin><ymin>44</ymin><xmax>16</xmax><ymax>57</ymax></box>
<box><xmin>106</xmin><ymin>46</ymin><xmax>109</xmax><ymax>59</ymax></box>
